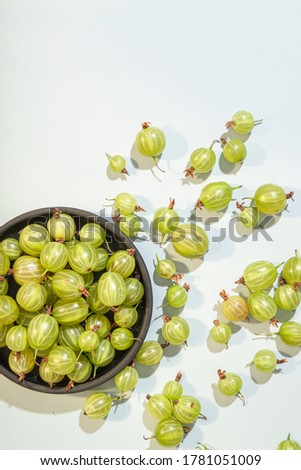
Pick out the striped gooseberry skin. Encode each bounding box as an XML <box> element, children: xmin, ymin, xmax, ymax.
<box><xmin>79</xmin><ymin>223</ymin><xmax>106</xmax><ymax>248</ymax></box>
<box><xmin>40</xmin><ymin>242</ymin><xmax>69</xmax><ymax>273</ymax></box>
<box><xmin>8</xmin><ymin>348</ymin><xmax>35</xmax><ymax>380</ymax></box>
<box><xmin>153</xmin><ymin>417</ymin><xmax>184</xmax><ymax>447</ymax></box>
<box><xmin>39</xmin><ymin>360</ymin><xmax>65</xmax><ymax>387</ymax></box>
<box><xmin>135</xmin><ymin>123</ymin><xmax>166</xmax><ymax>158</ymax></box>
<box><xmin>282</xmin><ymin>251</ymin><xmax>301</xmax><ymax>286</ymax></box>
<box><xmin>16</xmin><ymin>281</ymin><xmax>47</xmax><ymax>312</ymax></box>
<box><xmin>274</xmin><ymin>285</ymin><xmax>301</xmax><ymax>311</ymax></box>
<box><xmin>114</xmin><ymin>192</ymin><xmax>137</xmax><ymax>215</ymax></box>
<box><xmin>210</xmin><ymin>320</ymin><xmax>232</xmax><ymax>346</ymax></box>
<box><xmin>173</xmin><ymin>395</ymin><xmax>201</xmax><ymax>424</ymax></box>
<box><xmin>106</xmin><ymin>250</ymin><xmax>136</xmax><ymax>279</ymax></box>
<box><xmin>153</xmin><ymin>201</ymin><xmax>180</xmax><ymax>238</ymax></box>
<box><xmin>218</xmin><ymin>371</ymin><xmax>243</xmax><ymax>397</ymax></box>
<box><xmin>5</xmin><ymin>324</ymin><xmax>28</xmax><ymax>352</ymax></box>
<box><xmin>0</xmin><ymin>278</ymin><xmax>9</xmax><ymax>295</ymax></box>
<box><xmin>220</xmin><ymin>291</ymin><xmax>248</xmax><ymax>322</ymax></box>
<box><xmin>110</xmin><ymin>327</ymin><xmax>135</xmax><ymax>351</ymax></box>
<box><xmin>162</xmin><ymin>316</ymin><xmax>190</xmax><ymax>345</ymax></box>
<box><xmin>253</xmin><ymin>184</ymin><xmax>288</xmax><ymax>215</ymax></box>
<box><xmin>0</xmin><ymin>250</ymin><xmax>10</xmax><ymax>276</ymax></box>
<box><xmin>78</xmin><ymin>331</ymin><xmax>99</xmax><ymax>353</ymax></box>
<box><xmin>123</xmin><ymin>278</ymin><xmax>144</xmax><ymax>306</ymax></box>
<box><xmin>86</xmin><ymin>283</ymin><xmax>111</xmax><ymax>314</ymax></box>
<box><xmin>162</xmin><ymin>380</ymin><xmax>183</xmax><ymax>400</ymax></box>
<box><xmin>19</xmin><ymin>224</ymin><xmax>50</xmax><ymax>257</ymax></box>
<box><xmin>155</xmin><ymin>258</ymin><xmax>176</xmax><ymax>279</ymax></box>
<box><xmin>114</xmin><ymin>365</ymin><xmax>139</xmax><ymax>393</ymax></box>
<box><xmin>197</xmin><ymin>182</ymin><xmax>239</xmax><ymax>211</ymax></box>
<box><xmin>252</xmin><ymin>349</ymin><xmax>278</xmax><ymax>373</ymax></box>
<box><xmin>43</xmin><ymin>279</ymin><xmax>59</xmax><ymax>305</ymax></box>
<box><xmin>237</xmin><ymin>205</ymin><xmax>260</xmax><ymax>229</ymax></box>
<box><xmin>97</xmin><ymin>272</ymin><xmax>127</xmax><ymax>307</ymax></box>
<box><xmin>189</xmin><ymin>145</ymin><xmax>216</xmax><ymax>173</ymax></box>
<box><xmin>106</xmin><ymin>154</ymin><xmax>127</xmax><ymax>174</ymax></box>
<box><xmin>27</xmin><ymin>313</ymin><xmax>59</xmax><ymax>352</ymax></box>
<box><xmin>119</xmin><ymin>214</ymin><xmax>142</xmax><ymax>238</ymax></box>
<box><xmin>68</xmin><ymin>242</ymin><xmax>98</xmax><ymax>274</ymax></box>
<box><xmin>0</xmin><ymin>324</ymin><xmax>13</xmax><ymax>347</ymax></box>
<box><xmin>0</xmin><ymin>295</ymin><xmax>20</xmax><ymax>325</ymax></box>
<box><xmin>94</xmin><ymin>248</ymin><xmax>109</xmax><ymax>272</ymax></box>
<box><xmin>58</xmin><ymin>324</ymin><xmax>84</xmax><ymax>351</ymax></box>
<box><xmin>166</xmin><ymin>284</ymin><xmax>189</xmax><ymax>308</ymax></box>
<box><xmin>229</xmin><ymin>110</ymin><xmax>255</xmax><ymax>134</ymax></box>
<box><xmin>16</xmin><ymin>309</ymin><xmax>38</xmax><ymax>327</ymax></box>
<box><xmin>48</xmin><ymin>345</ymin><xmax>77</xmax><ymax>375</ymax></box>
<box><xmin>0</xmin><ymin>237</ymin><xmax>22</xmax><ymax>260</ymax></box>
<box><xmin>89</xmin><ymin>339</ymin><xmax>116</xmax><ymax>378</ymax></box>
<box><xmin>85</xmin><ymin>313</ymin><xmax>112</xmax><ymax>338</ymax></box>
<box><xmin>47</xmin><ymin>210</ymin><xmax>76</xmax><ymax>242</ymax></box>
<box><xmin>113</xmin><ymin>305</ymin><xmax>138</xmax><ymax>329</ymax></box>
<box><xmin>82</xmin><ymin>271</ymin><xmax>95</xmax><ymax>288</ymax></box>
<box><xmin>52</xmin><ymin>298</ymin><xmax>89</xmax><ymax>326</ymax></box>
<box><xmin>13</xmin><ymin>255</ymin><xmax>45</xmax><ymax>285</ymax></box>
<box><xmin>51</xmin><ymin>270</ymin><xmax>86</xmax><ymax>301</ymax></box>
<box><xmin>278</xmin><ymin>321</ymin><xmax>301</xmax><ymax>347</ymax></box>
<box><xmin>135</xmin><ymin>340</ymin><xmax>163</xmax><ymax>366</ymax></box>
<box><xmin>223</xmin><ymin>139</ymin><xmax>247</xmax><ymax>163</ymax></box>
<box><xmin>0</xmin><ymin>252</ymin><xmax>10</xmax><ymax>278</ymax></box>
<box><xmin>84</xmin><ymin>392</ymin><xmax>112</xmax><ymax>419</ymax></box>
<box><xmin>147</xmin><ymin>394</ymin><xmax>173</xmax><ymax>420</ymax></box>
<box><xmin>247</xmin><ymin>292</ymin><xmax>277</xmax><ymax>322</ymax></box>
<box><xmin>277</xmin><ymin>434</ymin><xmax>301</xmax><ymax>450</ymax></box>
<box><xmin>171</xmin><ymin>223</ymin><xmax>209</xmax><ymax>259</ymax></box>
<box><xmin>243</xmin><ymin>260</ymin><xmax>279</xmax><ymax>292</ymax></box>
<box><xmin>67</xmin><ymin>354</ymin><xmax>93</xmax><ymax>384</ymax></box>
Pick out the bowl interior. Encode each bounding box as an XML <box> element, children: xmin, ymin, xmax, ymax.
<box><xmin>0</xmin><ymin>207</ymin><xmax>152</xmax><ymax>394</ymax></box>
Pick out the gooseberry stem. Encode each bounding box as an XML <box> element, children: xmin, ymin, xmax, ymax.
<box><xmin>184</xmin><ymin>166</ymin><xmax>195</xmax><ymax>178</ymax></box>
<box><xmin>168</xmin><ymin>198</ymin><xmax>176</xmax><ymax>209</ymax></box>
<box><xmin>152</xmin><ymin>157</ymin><xmax>166</xmax><ymax>173</ymax></box>
<box><xmin>209</xmin><ymin>139</ymin><xmax>219</xmax><ymax>149</ymax></box>
<box><xmin>236</xmin><ymin>201</ymin><xmax>245</xmax><ymax>211</ymax></box>
<box><xmin>237</xmin><ymin>391</ymin><xmax>246</xmax><ymax>406</ymax></box>
<box><xmin>175</xmin><ymin>371</ymin><xmax>182</xmax><ymax>382</ymax></box>
<box><xmin>219</xmin><ymin>290</ymin><xmax>229</xmax><ymax>301</ymax></box>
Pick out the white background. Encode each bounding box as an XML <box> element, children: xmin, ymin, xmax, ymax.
<box><xmin>1</xmin><ymin>0</ymin><xmax>301</xmax><ymax>451</ymax></box>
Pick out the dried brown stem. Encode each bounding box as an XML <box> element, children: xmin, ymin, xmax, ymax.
<box><xmin>219</xmin><ymin>289</ymin><xmax>228</xmax><ymax>301</ymax></box>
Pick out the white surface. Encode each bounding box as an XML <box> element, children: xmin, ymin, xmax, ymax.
<box><xmin>0</xmin><ymin>0</ymin><xmax>301</xmax><ymax>450</ymax></box>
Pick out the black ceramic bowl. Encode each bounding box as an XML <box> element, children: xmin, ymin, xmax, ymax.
<box><xmin>0</xmin><ymin>207</ymin><xmax>152</xmax><ymax>394</ymax></box>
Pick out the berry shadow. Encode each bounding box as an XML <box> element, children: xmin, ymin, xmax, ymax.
<box><xmin>162</xmin><ymin>126</ymin><xmax>189</xmax><ymax>162</ymax></box>
<box><xmin>193</xmin><ymin>205</ymin><xmax>229</xmax><ymax>225</ymax></box>
<box><xmin>79</xmin><ymin>409</ymin><xmax>108</xmax><ymax>433</ymax></box>
<box><xmin>105</xmin><ymin>165</ymin><xmax>128</xmax><ymax>182</ymax></box>
<box><xmin>0</xmin><ymin>376</ymin><xmax>85</xmax><ymax>414</ymax></box>
<box><xmin>248</xmin><ymin>364</ymin><xmax>276</xmax><ymax>385</ymax></box>
<box><xmin>275</xmin><ymin>336</ymin><xmax>301</xmax><ymax>358</ymax></box>
<box><xmin>130</xmin><ymin>143</ymin><xmax>165</xmax><ymax>182</ymax></box>
<box><xmin>180</xmin><ymin>167</ymin><xmax>212</xmax><ymax>186</ymax></box>
<box><xmin>211</xmin><ymin>383</ymin><xmax>238</xmax><ymax>407</ymax></box>
<box><xmin>163</xmin><ymin>242</ymin><xmax>205</xmax><ymax>274</ymax></box>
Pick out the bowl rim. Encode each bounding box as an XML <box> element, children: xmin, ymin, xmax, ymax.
<box><xmin>0</xmin><ymin>206</ymin><xmax>153</xmax><ymax>394</ymax></box>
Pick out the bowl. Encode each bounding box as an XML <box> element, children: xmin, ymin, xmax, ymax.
<box><xmin>0</xmin><ymin>207</ymin><xmax>153</xmax><ymax>394</ymax></box>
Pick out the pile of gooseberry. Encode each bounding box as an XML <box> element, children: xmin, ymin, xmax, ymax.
<box><xmin>144</xmin><ymin>371</ymin><xmax>207</xmax><ymax>448</ymax></box>
<box><xmin>208</xmin><ymin>252</ymin><xmax>301</xmax><ymax>410</ymax></box>
<box><xmin>0</xmin><ymin>208</ymin><xmax>151</xmax><ymax>391</ymax></box>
